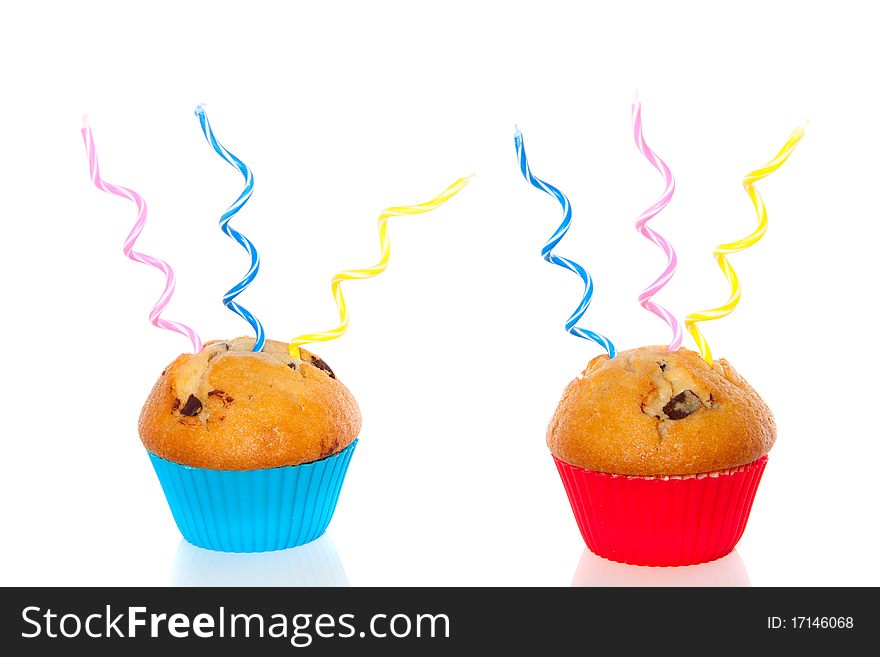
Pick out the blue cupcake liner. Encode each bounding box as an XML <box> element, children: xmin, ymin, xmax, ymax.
<box><xmin>148</xmin><ymin>439</ymin><xmax>357</xmax><ymax>553</ymax></box>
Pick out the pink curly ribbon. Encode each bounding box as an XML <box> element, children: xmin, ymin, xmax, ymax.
<box><xmin>632</xmin><ymin>99</ymin><xmax>682</xmax><ymax>351</ymax></box>
<box><xmin>81</xmin><ymin>117</ymin><xmax>203</xmax><ymax>353</ymax></box>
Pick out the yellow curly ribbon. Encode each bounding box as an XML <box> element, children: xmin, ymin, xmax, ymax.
<box><xmin>289</xmin><ymin>176</ymin><xmax>472</xmax><ymax>358</ymax></box>
<box><xmin>685</xmin><ymin>125</ymin><xmax>806</xmax><ymax>363</ymax></box>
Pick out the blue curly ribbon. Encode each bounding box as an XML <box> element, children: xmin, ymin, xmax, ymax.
<box><xmin>195</xmin><ymin>105</ymin><xmax>265</xmax><ymax>352</ymax></box>
<box><xmin>514</xmin><ymin>129</ymin><xmax>616</xmax><ymax>358</ymax></box>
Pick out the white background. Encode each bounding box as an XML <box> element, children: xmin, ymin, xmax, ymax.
<box><xmin>1</xmin><ymin>0</ymin><xmax>877</xmax><ymax>586</ymax></box>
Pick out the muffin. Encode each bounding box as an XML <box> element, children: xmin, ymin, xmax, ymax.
<box><xmin>140</xmin><ymin>337</ymin><xmax>361</xmax><ymax>553</ymax></box>
<box><xmin>549</xmin><ymin>345</ymin><xmax>774</xmax><ymax>566</ymax></box>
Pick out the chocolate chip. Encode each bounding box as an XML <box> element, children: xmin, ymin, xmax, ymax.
<box><xmin>225</xmin><ymin>395</ymin><xmax>233</xmax><ymax>404</ymax></box>
<box><xmin>171</xmin><ymin>398</ymin><xmax>181</xmax><ymax>412</ymax></box>
<box><xmin>662</xmin><ymin>390</ymin><xmax>703</xmax><ymax>420</ymax></box>
<box><xmin>309</xmin><ymin>356</ymin><xmax>336</xmax><ymax>379</ymax></box>
<box><xmin>180</xmin><ymin>394</ymin><xmax>203</xmax><ymax>417</ymax></box>
<box><xmin>161</xmin><ymin>369</ymin><xmax>167</xmax><ymax>376</ymax></box>
<box><xmin>207</xmin><ymin>390</ymin><xmax>226</xmax><ymax>398</ymax></box>
<box><xmin>658</xmin><ymin>361</ymin><xmax>666</xmax><ymax>371</ymax></box>
<box><xmin>287</xmin><ymin>362</ymin><xmax>297</xmax><ymax>369</ymax></box>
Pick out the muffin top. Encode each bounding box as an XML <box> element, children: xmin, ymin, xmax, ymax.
<box><xmin>547</xmin><ymin>346</ymin><xmax>775</xmax><ymax>476</ymax></box>
<box><xmin>139</xmin><ymin>337</ymin><xmax>361</xmax><ymax>470</ymax></box>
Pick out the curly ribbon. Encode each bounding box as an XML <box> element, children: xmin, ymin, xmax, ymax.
<box><xmin>194</xmin><ymin>105</ymin><xmax>265</xmax><ymax>352</ymax></box>
<box><xmin>288</xmin><ymin>177</ymin><xmax>471</xmax><ymax>358</ymax></box>
<box><xmin>685</xmin><ymin>125</ymin><xmax>806</xmax><ymax>363</ymax></box>
<box><xmin>81</xmin><ymin>117</ymin><xmax>203</xmax><ymax>353</ymax></box>
<box><xmin>632</xmin><ymin>99</ymin><xmax>682</xmax><ymax>351</ymax></box>
<box><xmin>514</xmin><ymin>128</ymin><xmax>617</xmax><ymax>358</ymax></box>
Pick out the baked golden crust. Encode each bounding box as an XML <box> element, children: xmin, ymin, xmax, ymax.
<box><xmin>547</xmin><ymin>346</ymin><xmax>775</xmax><ymax>476</ymax></box>
<box><xmin>139</xmin><ymin>337</ymin><xmax>361</xmax><ymax>470</ymax></box>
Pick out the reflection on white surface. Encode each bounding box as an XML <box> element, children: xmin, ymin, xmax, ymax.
<box><xmin>172</xmin><ymin>534</ymin><xmax>349</xmax><ymax>587</ymax></box>
<box><xmin>572</xmin><ymin>549</ymin><xmax>751</xmax><ymax>587</ymax></box>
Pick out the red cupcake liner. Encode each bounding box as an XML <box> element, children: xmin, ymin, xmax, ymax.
<box><xmin>554</xmin><ymin>454</ymin><xmax>768</xmax><ymax>567</ymax></box>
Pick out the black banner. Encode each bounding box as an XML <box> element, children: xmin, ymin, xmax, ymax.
<box><xmin>0</xmin><ymin>587</ymin><xmax>869</xmax><ymax>653</ymax></box>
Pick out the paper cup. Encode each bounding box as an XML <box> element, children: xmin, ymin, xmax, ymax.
<box><xmin>149</xmin><ymin>439</ymin><xmax>357</xmax><ymax>553</ymax></box>
<box><xmin>554</xmin><ymin>453</ymin><xmax>767</xmax><ymax>567</ymax></box>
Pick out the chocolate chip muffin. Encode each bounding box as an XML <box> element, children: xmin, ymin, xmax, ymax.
<box><xmin>547</xmin><ymin>345</ymin><xmax>775</xmax><ymax>476</ymax></box>
<box><xmin>139</xmin><ymin>337</ymin><xmax>361</xmax><ymax>470</ymax></box>
<box><xmin>550</xmin><ymin>345</ymin><xmax>775</xmax><ymax>565</ymax></box>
